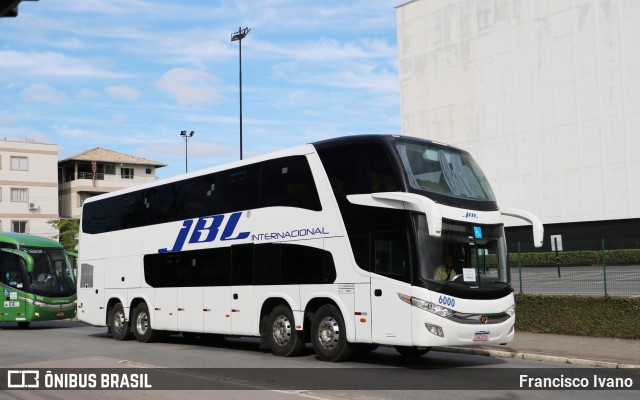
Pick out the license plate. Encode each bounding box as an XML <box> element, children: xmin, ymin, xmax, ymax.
<box><xmin>473</xmin><ymin>331</ymin><xmax>490</xmax><ymax>341</ymax></box>
<box><xmin>57</xmin><ymin>312</ymin><xmax>65</xmax><ymax>317</ymax></box>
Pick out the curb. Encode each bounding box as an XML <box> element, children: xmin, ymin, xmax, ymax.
<box><xmin>432</xmin><ymin>346</ymin><xmax>640</xmax><ymax>369</ymax></box>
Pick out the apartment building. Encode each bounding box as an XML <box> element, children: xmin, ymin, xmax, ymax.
<box><xmin>0</xmin><ymin>139</ymin><xmax>59</xmax><ymax>237</ymax></box>
<box><xmin>58</xmin><ymin>147</ymin><xmax>166</xmax><ymax>218</ymax></box>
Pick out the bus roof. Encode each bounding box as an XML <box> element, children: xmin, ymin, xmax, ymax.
<box><xmin>0</xmin><ymin>232</ymin><xmax>64</xmax><ymax>249</ymax></box>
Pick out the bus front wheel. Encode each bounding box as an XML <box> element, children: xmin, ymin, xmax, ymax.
<box><xmin>311</xmin><ymin>304</ymin><xmax>353</xmax><ymax>362</ymax></box>
<box><xmin>132</xmin><ymin>303</ymin><xmax>159</xmax><ymax>343</ymax></box>
<box><xmin>267</xmin><ymin>305</ymin><xmax>305</xmax><ymax>357</ymax></box>
<box><xmin>109</xmin><ymin>303</ymin><xmax>132</xmax><ymax>341</ymax></box>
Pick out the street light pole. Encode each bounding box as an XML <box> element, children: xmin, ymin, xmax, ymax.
<box><xmin>231</xmin><ymin>26</ymin><xmax>250</xmax><ymax>160</ymax></box>
<box><xmin>180</xmin><ymin>130</ymin><xmax>194</xmax><ymax>173</ymax></box>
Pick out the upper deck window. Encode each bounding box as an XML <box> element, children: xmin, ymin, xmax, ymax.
<box><xmin>395</xmin><ymin>141</ymin><xmax>495</xmax><ymax>202</ymax></box>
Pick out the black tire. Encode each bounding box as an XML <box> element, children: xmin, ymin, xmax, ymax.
<box><xmin>395</xmin><ymin>345</ymin><xmax>431</xmax><ymax>357</ymax></box>
<box><xmin>311</xmin><ymin>304</ymin><xmax>354</xmax><ymax>362</ymax></box>
<box><xmin>132</xmin><ymin>303</ymin><xmax>159</xmax><ymax>343</ymax></box>
<box><xmin>109</xmin><ymin>303</ymin><xmax>132</xmax><ymax>341</ymax></box>
<box><xmin>17</xmin><ymin>321</ymin><xmax>30</xmax><ymax>329</ymax></box>
<box><xmin>267</xmin><ymin>304</ymin><xmax>305</xmax><ymax>357</ymax></box>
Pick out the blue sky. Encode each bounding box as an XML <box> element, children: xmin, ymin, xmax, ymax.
<box><xmin>1</xmin><ymin>0</ymin><xmax>401</xmax><ymax>179</ymax></box>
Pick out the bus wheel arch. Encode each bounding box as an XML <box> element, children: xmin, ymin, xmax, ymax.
<box><xmin>107</xmin><ymin>301</ymin><xmax>132</xmax><ymax>341</ymax></box>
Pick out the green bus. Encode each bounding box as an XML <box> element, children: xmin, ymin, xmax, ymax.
<box><xmin>1</xmin><ymin>232</ymin><xmax>76</xmax><ymax>328</ymax></box>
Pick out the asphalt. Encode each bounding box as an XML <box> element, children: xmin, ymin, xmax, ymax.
<box><xmin>434</xmin><ymin>331</ymin><xmax>640</xmax><ymax>368</ymax></box>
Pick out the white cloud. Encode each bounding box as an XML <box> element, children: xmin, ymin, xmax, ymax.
<box><xmin>0</xmin><ymin>50</ymin><xmax>128</xmax><ymax>79</ymax></box>
<box><xmin>21</xmin><ymin>83</ymin><xmax>66</xmax><ymax>105</ymax></box>
<box><xmin>75</xmin><ymin>88</ymin><xmax>101</xmax><ymax>100</ymax></box>
<box><xmin>157</xmin><ymin>68</ymin><xmax>223</xmax><ymax>106</ymax></box>
<box><xmin>106</xmin><ymin>85</ymin><xmax>140</xmax><ymax>101</ymax></box>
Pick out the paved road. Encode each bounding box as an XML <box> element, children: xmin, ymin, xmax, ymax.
<box><xmin>1</xmin><ymin>321</ymin><xmax>638</xmax><ymax>400</ymax></box>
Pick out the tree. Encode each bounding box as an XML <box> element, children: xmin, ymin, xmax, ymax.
<box><xmin>48</xmin><ymin>218</ymin><xmax>79</xmax><ymax>253</ymax></box>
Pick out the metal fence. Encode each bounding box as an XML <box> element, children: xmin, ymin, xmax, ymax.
<box><xmin>509</xmin><ymin>239</ymin><xmax>640</xmax><ymax>298</ymax></box>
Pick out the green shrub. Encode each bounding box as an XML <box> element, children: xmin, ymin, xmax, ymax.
<box><xmin>514</xmin><ymin>294</ymin><xmax>640</xmax><ymax>339</ymax></box>
<box><xmin>492</xmin><ymin>249</ymin><xmax>640</xmax><ymax>266</ymax></box>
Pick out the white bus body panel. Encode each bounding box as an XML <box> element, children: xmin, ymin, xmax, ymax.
<box><xmin>178</xmin><ymin>287</ymin><xmax>203</xmax><ymax>333</ymax></box>
<box><xmin>77</xmin><ymin>261</ymin><xmax>105</xmax><ymax>327</ymax></box>
<box><xmin>153</xmin><ymin>288</ymin><xmax>177</xmax><ymax>331</ymax></box>
<box><xmin>370</xmin><ymin>273</ymin><xmax>412</xmax><ymax>346</ymax></box>
<box><xmin>203</xmin><ymin>286</ymin><xmax>232</xmax><ymax>334</ymax></box>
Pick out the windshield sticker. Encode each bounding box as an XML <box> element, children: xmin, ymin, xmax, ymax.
<box><xmin>463</xmin><ymin>268</ymin><xmax>476</xmax><ymax>282</ymax></box>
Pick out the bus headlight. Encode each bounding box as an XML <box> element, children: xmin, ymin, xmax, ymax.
<box><xmin>398</xmin><ymin>293</ymin><xmax>455</xmax><ymax>318</ymax></box>
<box><xmin>505</xmin><ymin>304</ymin><xmax>515</xmax><ymax>317</ymax></box>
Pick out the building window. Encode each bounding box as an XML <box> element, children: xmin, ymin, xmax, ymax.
<box><xmin>12</xmin><ymin>221</ymin><xmax>27</xmax><ymax>233</ymax></box>
<box><xmin>78</xmin><ymin>192</ymin><xmax>100</xmax><ymax>207</ymax></box>
<box><xmin>10</xmin><ymin>188</ymin><xmax>28</xmax><ymax>202</ymax></box>
<box><xmin>104</xmin><ymin>164</ymin><xmax>116</xmax><ymax>175</ymax></box>
<box><xmin>10</xmin><ymin>156</ymin><xmax>29</xmax><ymax>171</ymax></box>
<box><xmin>146</xmin><ymin>168</ymin><xmax>152</xmax><ymax>175</ymax></box>
<box><xmin>121</xmin><ymin>167</ymin><xmax>134</xmax><ymax>179</ymax></box>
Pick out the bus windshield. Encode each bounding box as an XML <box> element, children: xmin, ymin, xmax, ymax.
<box><xmin>22</xmin><ymin>247</ymin><xmax>76</xmax><ymax>297</ymax></box>
<box><xmin>417</xmin><ymin>217</ymin><xmax>510</xmax><ymax>295</ymax></box>
<box><xmin>395</xmin><ymin>140</ymin><xmax>496</xmax><ymax>202</ymax></box>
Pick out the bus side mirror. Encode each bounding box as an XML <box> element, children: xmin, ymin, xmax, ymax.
<box><xmin>500</xmin><ymin>208</ymin><xmax>544</xmax><ymax>248</ymax></box>
<box><xmin>0</xmin><ymin>248</ymin><xmax>35</xmax><ymax>273</ymax></box>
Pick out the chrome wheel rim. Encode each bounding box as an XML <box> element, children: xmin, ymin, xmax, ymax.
<box><xmin>272</xmin><ymin>315</ymin><xmax>292</xmax><ymax>346</ymax></box>
<box><xmin>317</xmin><ymin>316</ymin><xmax>340</xmax><ymax>350</ymax></box>
<box><xmin>135</xmin><ymin>310</ymin><xmax>149</xmax><ymax>336</ymax></box>
<box><xmin>113</xmin><ymin>309</ymin><xmax>126</xmax><ymax>333</ymax></box>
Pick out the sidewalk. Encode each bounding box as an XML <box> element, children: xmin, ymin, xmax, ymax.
<box><xmin>434</xmin><ymin>332</ymin><xmax>640</xmax><ymax>368</ymax></box>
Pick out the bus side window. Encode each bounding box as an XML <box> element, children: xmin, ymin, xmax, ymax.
<box><xmin>2</xmin><ymin>254</ymin><xmax>24</xmax><ymax>288</ymax></box>
<box><xmin>231</xmin><ymin>244</ymin><xmax>254</xmax><ymax>285</ymax></box>
<box><xmin>216</xmin><ymin>166</ymin><xmax>260</xmax><ymax>214</ymax></box>
<box><xmin>193</xmin><ymin>247</ymin><xmax>231</xmax><ymax>287</ymax></box>
<box><xmin>373</xmin><ymin>231</ymin><xmax>411</xmax><ymax>284</ymax></box>
<box><xmin>254</xmin><ymin>243</ymin><xmax>282</xmax><ymax>285</ymax></box>
<box><xmin>260</xmin><ymin>156</ymin><xmax>322</xmax><ymax>211</ymax></box>
<box><xmin>349</xmin><ymin>234</ymin><xmax>371</xmax><ymax>272</ymax></box>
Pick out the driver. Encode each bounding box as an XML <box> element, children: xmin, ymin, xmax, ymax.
<box><xmin>434</xmin><ymin>254</ymin><xmax>456</xmax><ymax>281</ymax></box>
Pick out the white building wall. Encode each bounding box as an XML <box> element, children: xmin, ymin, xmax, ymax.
<box><xmin>0</xmin><ymin>139</ymin><xmax>59</xmax><ymax>237</ymax></box>
<box><xmin>397</xmin><ymin>0</ymin><xmax>640</xmax><ymax>225</ymax></box>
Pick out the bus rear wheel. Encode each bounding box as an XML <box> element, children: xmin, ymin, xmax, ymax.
<box><xmin>109</xmin><ymin>303</ymin><xmax>132</xmax><ymax>341</ymax></box>
<box><xmin>267</xmin><ymin>305</ymin><xmax>305</xmax><ymax>357</ymax></box>
<box><xmin>311</xmin><ymin>304</ymin><xmax>353</xmax><ymax>362</ymax></box>
<box><xmin>132</xmin><ymin>303</ymin><xmax>159</xmax><ymax>343</ymax></box>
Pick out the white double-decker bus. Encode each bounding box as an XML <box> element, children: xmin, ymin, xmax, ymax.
<box><xmin>78</xmin><ymin>135</ymin><xmax>542</xmax><ymax>361</ymax></box>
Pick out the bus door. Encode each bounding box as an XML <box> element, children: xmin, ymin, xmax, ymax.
<box><xmin>369</xmin><ymin>231</ymin><xmax>413</xmax><ymax>346</ymax></box>
<box><xmin>1</xmin><ymin>252</ymin><xmax>27</xmax><ymax>323</ymax></box>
